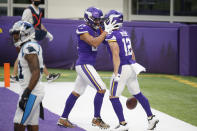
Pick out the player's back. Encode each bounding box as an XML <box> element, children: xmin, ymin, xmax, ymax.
<box><xmin>106</xmin><ymin>28</ymin><xmax>135</xmax><ymax>65</ymax></box>
<box><xmin>76</xmin><ymin>24</ymin><xmax>100</xmax><ymax>65</ymax></box>
<box><xmin>18</xmin><ymin>41</ymin><xmax>44</xmax><ymax>95</ymax></box>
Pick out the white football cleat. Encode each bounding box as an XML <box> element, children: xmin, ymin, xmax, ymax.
<box><xmin>147</xmin><ymin>115</ymin><xmax>159</xmax><ymax>130</ymax></box>
<box><xmin>111</xmin><ymin>123</ymin><xmax>129</xmax><ymax>131</ymax></box>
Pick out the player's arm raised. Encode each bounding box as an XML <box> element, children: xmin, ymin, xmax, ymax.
<box><xmin>80</xmin><ymin>32</ymin><xmax>107</xmax><ymax>48</ymax></box>
<box><xmin>109</xmin><ymin>41</ymin><xmax>120</xmax><ymax>76</ymax></box>
<box><xmin>80</xmin><ymin>20</ymin><xmax>118</xmax><ymax>48</ymax></box>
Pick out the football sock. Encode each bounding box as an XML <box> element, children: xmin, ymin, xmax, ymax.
<box><xmin>110</xmin><ymin>97</ymin><xmax>125</xmax><ymax>122</ymax></box>
<box><xmin>134</xmin><ymin>92</ymin><xmax>153</xmax><ymax>117</ymax></box>
<box><xmin>94</xmin><ymin>92</ymin><xmax>104</xmax><ymax>118</ymax></box>
<box><xmin>61</xmin><ymin>93</ymin><xmax>78</xmax><ymax>118</ymax></box>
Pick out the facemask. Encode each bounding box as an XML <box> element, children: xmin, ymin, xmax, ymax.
<box><xmin>34</xmin><ymin>1</ymin><xmax>41</xmax><ymax>6</ymax></box>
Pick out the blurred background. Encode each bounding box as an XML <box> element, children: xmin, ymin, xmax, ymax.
<box><xmin>1</xmin><ymin>0</ymin><xmax>197</xmax><ymax>22</ymax></box>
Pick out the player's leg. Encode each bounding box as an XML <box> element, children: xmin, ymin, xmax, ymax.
<box><xmin>57</xmin><ymin>74</ymin><xmax>87</xmax><ymax>128</ymax></box>
<box><xmin>14</xmin><ymin>123</ymin><xmax>25</xmax><ymax>131</ymax></box>
<box><xmin>78</xmin><ymin>64</ymin><xmax>109</xmax><ymax>129</ymax></box>
<box><xmin>27</xmin><ymin>125</ymin><xmax>38</xmax><ymax>131</ymax></box>
<box><xmin>127</xmin><ymin>65</ymin><xmax>159</xmax><ymax>130</ymax></box>
<box><xmin>44</xmin><ymin>65</ymin><xmax>60</xmax><ymax>82</ymax></box>
<box><xmin>110</xmin><ymin>65</ymin><xmax>129</xmax><ymax>131</ymax></box>
<box><xmin>11</xmin><ymin>58</ymin><xmax>19</xmax><ymax>82</ymax></box>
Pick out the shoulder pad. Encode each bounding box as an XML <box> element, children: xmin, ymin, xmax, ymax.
<box><xmin>76</xmin><ymin>24</ymin><xmax>89</xmax><ymax>35</ymax></box>
<box><xmin>23</xmin><ymin>42</ymin><xmax>39</xmax><ymax>55</ymax></box>
<box><xmin>106</xmin><ymin>32</ymin><xmax>117</xmax><ymax>42</ymax></box>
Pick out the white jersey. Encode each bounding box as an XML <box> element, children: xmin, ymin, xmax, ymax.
<box><xmin>17</xmin><ymin>41</ymin><xmax>44</xmax><ymax>96</ymax></box>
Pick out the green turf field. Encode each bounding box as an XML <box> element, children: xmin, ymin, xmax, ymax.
<box><xmin>0</xmin><ymin>67</ymin><xmax>197</xmax><ymax>126</ymax></box>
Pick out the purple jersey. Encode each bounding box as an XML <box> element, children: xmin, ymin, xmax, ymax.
<box><xmin>76</xmin><ymin>24</ymin><xmax>100</xmax><ymax>65</ymax></box>
<box><xmin>105</xmin><ymin>28</ymin><xmax>135</xmax><ymax>65</ymax></box>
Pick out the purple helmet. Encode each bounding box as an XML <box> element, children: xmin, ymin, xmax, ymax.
<box><xmin>104</xmin><ymin>10</ymin><xmax>123</xmax><ymax>28</ymax></box>
<box><xmin>84</xmin><ymin>7</ymin><xmax>103</xmax><ymax>29</ymax></box>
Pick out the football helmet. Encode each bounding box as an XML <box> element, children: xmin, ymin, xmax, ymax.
<box><xmin>9</xmin><ymin>21</ymin><xmax>35</xmax><ymax>47</ymax></box>
<box><xmin>104</xmin><ymin>10</ymin><xmax>123</xmax><ymax>29</ymax></box>
<box><xmin>84</xmin><ymin>7</ymin><xmax>103</xmax><ymax>30</ymax></box>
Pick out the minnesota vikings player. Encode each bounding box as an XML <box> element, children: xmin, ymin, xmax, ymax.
<box><xmin>57</xmin><ymin>7</ymin><xmax>117</xmax><ymax>129</ymax></box>
<box><xmin>104</xmin><ymin>10</ymin><xmax>159</xmax><ymax>130</ymax></box>
<box><xmin>10</xmin><ymin>21</ymin><xmax>44</xmax><ymax>131</ymax></box>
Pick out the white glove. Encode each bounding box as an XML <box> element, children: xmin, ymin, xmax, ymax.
<box><xmin>104</xmin><ymin>20</ymin><xmax>118</xmax><ymax>34</ymax></box>
<box><xmin>113</xmin><ymin>74</ymin><xmax>120</xmax><ymax>82</ymax></box>
<box><xmin>46</xmin><ymin>31</ymin><xmax>53</xmax><ymax>41</ymax></box>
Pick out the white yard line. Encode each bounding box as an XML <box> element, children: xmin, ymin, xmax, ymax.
<box><xmin>1</xmin><ymin>82</ymin><xmax>197</xmax><ymax>131</ymax></box>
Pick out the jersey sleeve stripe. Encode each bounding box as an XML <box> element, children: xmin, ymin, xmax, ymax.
<box><xmin>108</xmin><ymin>40</ymin><xmax>117</xmax><ymax>42</ymax></box>
<box><xmin>76</xmin><ymin>30</ymin><xmax>88</xmax><ymax>35</ymax></box>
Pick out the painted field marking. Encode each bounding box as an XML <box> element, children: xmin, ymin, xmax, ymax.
<box><xmin>165</xmin><ymin>75</ymin><xmax>197</xmax><ymax>88</ymax></box>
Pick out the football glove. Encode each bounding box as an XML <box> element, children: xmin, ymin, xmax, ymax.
<box><xmin>19</xmin><ymin>88</ymin><xmax>31</xmax><ymax>111</ymax></box>
<box><xmin>114</xmin><ymin>74</ymin><xmax>120</xmax><ymax>82</ymax></box>
<box><xmin>104</xmin><ymin>20</ymin><xmax>119</xmax><ymax>34</ymax></box>
<box><xmin>46</xmin><ymin>31</ymin><xmax>53</xmax><ymax>41</ymax></box>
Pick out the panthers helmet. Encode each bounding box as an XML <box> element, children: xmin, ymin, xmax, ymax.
<box><xmin>84</xmin><ymin>7</ymin><xmax>103</xmax><ymax>30</ymax></box>
<box><xmin>104</xmin><ymin>10</ymin><xmax>123</xmax><ymax>28</ymax></box>
<box><xmin>9</xmin><ymin>21</ymin><xmax>35</xmax><ymax>47</ymax></box>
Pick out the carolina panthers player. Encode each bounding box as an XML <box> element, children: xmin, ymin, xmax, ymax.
<box><xmin>104</xmin><ymin>10</ymin><xmax>159</xmax><ymax>130</ymax></box>
<box><xmin>57</xmin><ymin>7</ymin><xmax>117</xmax><ymax>129</ymax></box>
<box><xmin>10</xmin><ymin>21</ymin><xmax>45</xmax><ymax>131</ymax></box>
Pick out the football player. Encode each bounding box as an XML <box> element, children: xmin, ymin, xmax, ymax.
<box><xmin>57</xmin><ymin>7</ymin><xmax>117</xmax><ymax>129</ymax></box>
<box><xmin>10</xmin><ymin>21</ymin><xmax>45</xmax><ymax>131</ymax></box>
<box><xmin>104</xmin><ymin>10</ymin><xmax>159</xmax><ymax>130</ymax></box>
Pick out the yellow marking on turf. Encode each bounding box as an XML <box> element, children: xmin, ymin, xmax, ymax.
<box><xmin>165</xmin><ymin>75</ymin><xmax>197</xmax><ymax>88</ymax></box>
<box><xmin>60</xmin><ymin>74</ymin><xmax>70</xmax><ymax>77</ymax></box>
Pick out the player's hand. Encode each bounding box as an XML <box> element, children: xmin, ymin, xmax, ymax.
<box><xmin>104</xmin><ymin>20</ymin><xmax>118</xmax><ymax>34</ymax></box>
<box><xmin>46</xmin><ymin>31</ymin><xmax>53</xmax><ymax>41</ymax></box>
<box><xmin>114</xmin><ymin>74</ymin><xmax>120</xmax><ymax>82</ymax></box>
<box><xmin>19</xmin><ymin>88</ymin><xmax>31</xmax><ymax>111</ymax></box>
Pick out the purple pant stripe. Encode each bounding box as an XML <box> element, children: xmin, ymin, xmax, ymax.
<box><xmin>81</xmin><ymin>65</ymin><xmax>101</xmax><ymax>91</ymax></box>
<box><xmin>111</xmin><ymin>80</ymin><xmax>118</xmax><ymax>96</ymax></box>
<box><xmin>113</xmin><ymin>81</ymin><xmax>118</xmax><ymax>96</ymax></box>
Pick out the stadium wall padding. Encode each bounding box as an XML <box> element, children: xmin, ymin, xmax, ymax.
<box><xmin>0</xmin><ymin>16</ymin><xmax>196</xmax><ymax>76</ymax></box>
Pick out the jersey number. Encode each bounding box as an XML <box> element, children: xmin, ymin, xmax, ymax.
<box><xmin>122</xmin><ymin>37</ymin><xmax>132</xmax><ymax>56</ymax></box>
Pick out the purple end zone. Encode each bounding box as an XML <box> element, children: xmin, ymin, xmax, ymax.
<box><xmin>0</xmin><ymin>88</ymin><xmax>85</xmax><ymax>131</ymax></box>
